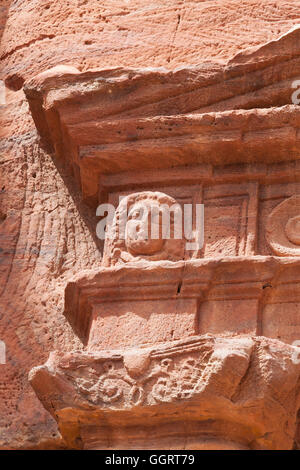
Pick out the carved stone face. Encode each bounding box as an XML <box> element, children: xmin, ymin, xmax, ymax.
<box><xmin>103</xmin><ymin>191</ymin><xmax>185</xmax><ymax>266</ymax></box>
<box><xmin>125</xmin><ymin>200</ymin><xmax>165</xmax><ymax>255</ymax></box>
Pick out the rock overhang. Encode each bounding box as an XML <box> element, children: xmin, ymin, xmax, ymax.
<box><xmin>23</xmin><ymin>26</ymin><xmax>300</xmax><ymax>207</ymax></box>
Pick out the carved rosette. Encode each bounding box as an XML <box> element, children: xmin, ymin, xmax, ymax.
<box><xmin>266</xmin><ymin>195</ymin><xmax>300</xmax><ymax>256</ymax></box>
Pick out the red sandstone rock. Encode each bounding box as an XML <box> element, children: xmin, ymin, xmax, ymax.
<box><xmin>29</xmin><ymin>335</ymin><xmax>300</xmax><ymax>450</ymax></box>
<box><xmin>1</xmin><ymin>0</ymin><xmax>300</xmax><ymax>450</ymax></box>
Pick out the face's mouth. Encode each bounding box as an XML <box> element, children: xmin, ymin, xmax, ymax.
<box><xmin>125</xmin><ymin>233</ymin><xmax>165</xmax><ymax>256</ymax></box>
<box><xmin>125</xmin><ymin>202</ymin><xmax>167</xmax><ymax>255</ymax></box>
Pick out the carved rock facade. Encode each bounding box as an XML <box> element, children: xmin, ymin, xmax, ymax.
<box><xmin>1</xmin><ymin>1</ymin><xmax>300</xmax><ymax>450</ymax></box>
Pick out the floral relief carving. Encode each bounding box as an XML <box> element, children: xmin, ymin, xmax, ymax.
<box><xmin>68</xmin><ymin>345</ymin><xmax>213</xmax><ymax>409</ymax></box>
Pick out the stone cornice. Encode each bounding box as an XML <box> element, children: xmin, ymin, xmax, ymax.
<box><xmin>64</xmin><ymin>256</ymin><xmax>300</xmax><ymax>344</ymax></box>
<box><xmin>23</xmin><ymin>27</ymin><xmax>300</xmax><ymax>206</ymax></box>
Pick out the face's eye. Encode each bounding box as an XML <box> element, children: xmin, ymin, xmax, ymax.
<box><xmin>129</xmin><ymin>209</ymin><xmax>141</xmax><ymax>220</ymax></box>
<box><xmin>128</xmin><ymin>204</ymin><xmax>148</xmax><ymax>220</ymax></box>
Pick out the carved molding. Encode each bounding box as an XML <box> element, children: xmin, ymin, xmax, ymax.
<box><xmin>63</xmin><ymin>256</ymin><xmax>300</xmax><ymax>344</ymax></box>
<box><xmin>24</xmin><ymin>49</ymin><xmax>300</xmax><ymax>207</ymax></box>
